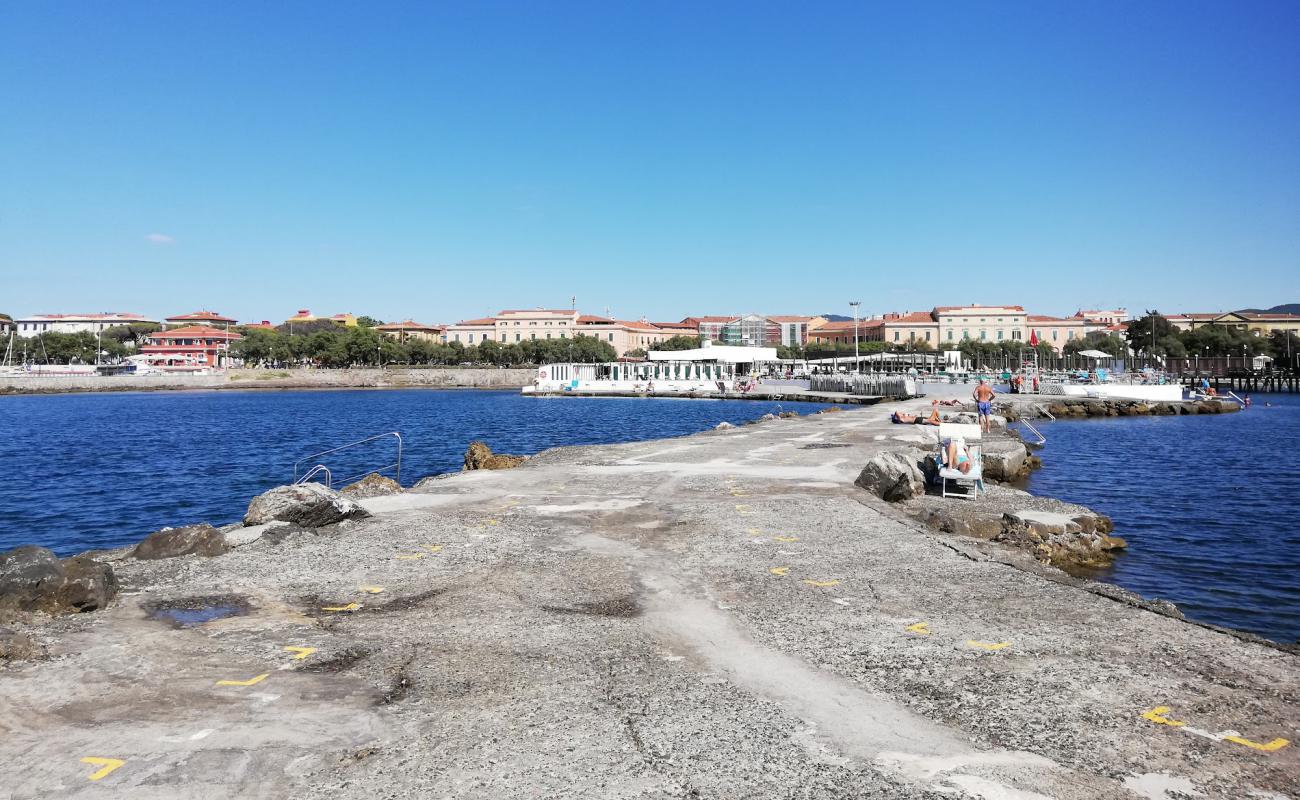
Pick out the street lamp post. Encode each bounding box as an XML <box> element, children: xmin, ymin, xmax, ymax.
<box><xmin>849</xmin><ymin>301</ymin><xmax>861</xmax><ymax>374</ymax></box>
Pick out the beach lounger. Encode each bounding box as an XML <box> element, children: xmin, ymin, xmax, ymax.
<box><xmin>936</xmin><ymin>422</ymin><xmax>983</xmax><ymax>500</ymax></box>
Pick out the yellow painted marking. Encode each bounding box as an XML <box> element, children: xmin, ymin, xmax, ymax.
<box><xmin>322</xmin><ymin>602</ymin><xmax>361</xmax><ymax>612</ymax></box>
<box><xmin>215</xmin><ymin>672</ymin><xmax>270</xmax><ymax>687</ymax></box>
<box><xmin>905</xmin><ymin>622</ymin><xmax>930</xmax><ymax>635</ymax></box>
<box><xmin>395</xmin><ymin>553</ymin><xmax>425</xmax><ymax>560</ymax></box>
<box><xmin>359</xmin><ymin>586</ymin><xmax>384</xmax><ymax>594</ymax></box>
<box><xmin>802</xmin><ymin>579</ymin><xmax>840</xmax><ymax>588</ymax></box>
<box><xmin>773</xmin><ymin>536</ymin><xmax>799</xmax><ymax>542</ymax></box>
<box><xmin>730</xmin><ymin>491</ymin><xmax>750</xmax><ymax>498</ymax></box>
<box><xmin>485</xmin><ymin>519</ymin><xmax>500</xmax><ymax>526</ymax></box>
<box><xmin>283</xmin><ymin>646</ymin><xmax>316</xmax><ymax>660</ymax></box>
<box><xmin>734</xmin><ymin>504</ymin><xmax>751</xmax><ymax>513</ymax></box>
<box><xmin>769</xmin><ymin>567</ymin><xmax>789</xmax><ymax>576</ymax></box>
<box><xmin>81</xmin><ymin>757</ymin><xmax>125</xmax><ymax>782</ymax></box>
<box><xmin>423</xmin><ymin>544</ymin><xmax>444</xmax><ymax>553</ymax></box>
<box><xmin>1141</xmin><ymin>706</ymin><xmax>1186</xmax><ymax>727</ymax></box>
<box><xmin>966</xmin><ymin>640</ymin><xmax>1011</xmax><ymax>651</ymax></box>
<box><xmin>1223</xmin><ymin>735</ymin><xmax>1289</xmax><ymax>752</ymax></box>
<box><xmin>746</xmin><ymin>528</ymin><xmax>762</xmax><ymax>536</ymax></box>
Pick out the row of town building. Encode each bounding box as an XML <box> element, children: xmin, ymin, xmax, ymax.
<box><xmin>6</xmin><ymin>306</ymin><xmax>1300</xmax><ymax>371</ymax></box>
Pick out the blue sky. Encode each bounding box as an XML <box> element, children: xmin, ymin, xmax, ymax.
<box><xmin>2</xmin><ymin>1</ymin><xmax>1297</xmax><ymax>324</ymax></box>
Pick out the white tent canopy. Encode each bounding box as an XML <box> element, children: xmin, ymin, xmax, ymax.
<box><xmin>1076</xmin><ymin>349</ymin><xmax>1115</xmax><ymax>359</ymax></box>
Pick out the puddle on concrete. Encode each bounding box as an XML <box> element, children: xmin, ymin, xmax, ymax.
<box><xmin>144</xmin><ymin>595</ymin><xmax>252</xmax><ymax>628</ymax></box>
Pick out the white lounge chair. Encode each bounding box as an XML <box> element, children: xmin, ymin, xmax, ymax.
<box><xmin>936</xmin><ymin>422</ymin><xmax>983</xmax><ymax>500</ymax></box>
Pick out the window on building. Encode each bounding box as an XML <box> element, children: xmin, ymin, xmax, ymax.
<box><xmin>925</xmin><ymin>331</ymin><xmax>932</xmax><ymax>341</ymax></box>
<box><xmin>1067</xmin><ymin>330</ymin><xmax>1075</xmax><ymax>339</ymax></box>
<box><xmin>997</xmin><ymin>330</ymin><xmax>1004</xmax><ymax>340</ymax></box>
<box><xmin>979</xmin><ymin>330</ymin><xmax>987</xmax><ymax>340</ymax></box>
<box><xmin>1012</xmin><ymin>330</ymin><xmax>1021</xmax><ymax>340</ymax></box>
<box><xmin>946</xmin><ymin>329</ymin><xmax>953</xmax><ymax>340</ymax></box>
<box><xmin>515</xmin><ymin>334</ymin><xmax>521</xmax><ymax>342</ymax></box>
<box><xmin>608</xmin><ymin>333</ymin><xmax>614</xmax><ymax>341</ymax></box>
<box><xmin>962</xmin><ymin>329</ymin><xmax>969</xmax><ymax>339</ymax></box>
<box><xmin>893</xmin><ymin>331</ymin><xmax>900</xmax><ymax>341</ymax></box>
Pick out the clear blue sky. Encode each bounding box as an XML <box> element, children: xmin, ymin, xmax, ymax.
<box><xmin>2</xmin><ymin>1</ymin><xmax>1297</xmax><ymax>324</ymax></box>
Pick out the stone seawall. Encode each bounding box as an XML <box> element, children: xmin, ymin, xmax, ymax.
<box><xmin>0</xmin><ymin>367</ymin><xmax>534</xmax><ymax>395</ymax></box>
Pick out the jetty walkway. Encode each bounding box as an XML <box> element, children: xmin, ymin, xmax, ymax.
<box><xmin>2</xmin><ymin>404</ymin><xmax>1295</xmax><ymax>798</ymax></box>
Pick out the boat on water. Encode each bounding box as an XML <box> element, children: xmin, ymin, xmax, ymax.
<box><xmin>522</xmin><ymin>343</ymin><xmax>776</xmax><ymax>395</ymax></box>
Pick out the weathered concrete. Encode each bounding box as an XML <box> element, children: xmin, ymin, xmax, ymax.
<box><xmin>0</xmin><ymin>406</ymin><xmax>1295</xmax><ymax>798</ymax></box>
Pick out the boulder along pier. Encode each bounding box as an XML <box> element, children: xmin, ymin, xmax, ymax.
<box><xmin>0</xmin><ymin>399</ymin><xmax>1295</xmax><ymax>799</ymax></box>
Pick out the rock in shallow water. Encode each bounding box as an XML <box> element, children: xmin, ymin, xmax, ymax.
<box><xmin>132</xmin><ymin>523</ymin><xmax>229</xmax><ymax>560</ymax></box>
<box><xmin>243</xmin><ymin>484</ymin><xmax>371</xmax><ymax>528</ymax></box>
<box><xmin>462</xmin><ymin>441</ymin><xmax>527</xmax><ymax>470</ymax></box>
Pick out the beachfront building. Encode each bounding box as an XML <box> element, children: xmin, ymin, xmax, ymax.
<box><xmin>720</xmin><ymin>315</ymin><xmax>781</xmax><ymax>347</ymax></box>
<box><xmin>14</xmin><ymin>312</ymin><xmax>160</xmax><ymax>338</ymax></box>
<box><xmin>140</xmin><ymin>325</ymin><xmax>242</xmax><ymax>370</ymax></box>
<box><xmin>933</xmin><ymin>305</ymin><xmax>1027</xmax><ymax>346</ymax></box>
<box><xmin>768</xmin><ymin>316</ymin><xmax>828</xmax><ymax>347</ymax></box>
<box><xmin>807</xmin><ymin>319</ymin><xmax>884</xmax><ymax>346</ymax></box>
<box><xmin>881</xmin><ymin>311</ymin><xmax>941</xmax><ymax>347</ymax></box>
<box><xmin>575</xmin><ymin>316</ymin><xmax>677</xmax><ymax>355</ymax></box>
<box><xmin>375</xmin><ymin>320</ymin><xmax>445</xmax><ymax>343</ymax></box>
<box><xmin>1073</xmin><ymin>308</ymin><xmax>1129</xmax><ymax>326</ymax></box>
<box><xmin>649</xmin><ymin>320</ymin><xmax>700</xmax><ymax>340</ymax></box>
<box><xmin>494</xmin><ymin>308</ymin><xmax>580</xmax><ymax>343</ymax></box>
<box><xmin>165</xmin><ymin>310</ymin><xmax>237</xmax><ymax>328</ymax></box>
<box><xmin>443</xmin><ymin>317</ymin><xmax>496</xmax><ymax>345</ymax></box>
<box><xmin>1027</xmin><ymin>315</ymin><xmax>1088</xmax><ymax>351</ymax></box>
<box><xmin>681</xmin><ymin>316</ymin><xmax>736</xmax><ymax>343</ymax></box>
<box><xmin>1198</xmin><ymin>311</ymin><xmax>1300</xmax><ymax>337</ymax></box>
<box><xmin>1165</xmin><ymin>313</ymin><xmax>1221</xmax><ymax>331</ymax></box>
<box><xmin>283</xmin><ymin>309</ymin><xmax>358</xmax><ymax>328</ymax></box>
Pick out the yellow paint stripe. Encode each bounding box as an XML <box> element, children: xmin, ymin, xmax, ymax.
<box><xmin>1140</xmin><ymin>706</ymin><xmax>1186</xmax><ymax>727</ymax></box>
<box><xmin>1223</xmin><ymin>735</ymin><xmax>1289</xmax><ymax>752</ymax></box>
<box><xmin>322</xmin><ymin>602</ymin><xmax>361</xmax><ymax>612</ymax></box>
<box><xmin>746</xmin><ymin>528</ymin><xmax>762</xmax><ymax>536</ymax></box>
<box><xmin>215</xmin><ymin>672</ymin><xmax>270</xmax><ymax>687</ymax></box>
<box><xmin>283</xmin><ymin>646</ymin><xmax>316</xmax><ymax>660</ymax></box>
<box><xmin>359</xmin><ymin>586</ymin><xmax>384</xmax><ymax>594</ymax></box>
<box><xmin>485</xmin><ymin>519</ymin><xmax>500</xmax><ymax>526</ymax></box>
<box><xmin>395</xmin><ymin>554</ymin><xmax>425</xmax><ymax>560</ymax></box>
<box><xmin>769</xmin><ymin>566</ymin><xmax>789</xmax><ymax>576</ymax></box>
<box><xmin>423</xmin><ymin>544</ymin><xmax>444</xmax><ymax>553</ymax></box>
<box><xmin>81</xmin><ymin>757</ymin><xmax>125</xmax><ymax>782</ymax></box>
<box><xmin>966</xmin><ymin>640</ymin><xmax>1011</xmax><ymax>651</ymax></box>
<box><xmin>773</xmin><ymin>536</ymin><xmax>799</xmax><ymax>542</ymax></box>
<box><xmin>905</xmin><ymin>622</ymin><xmax>930</xmax><ymax>635</ymax></box>
<box><xmin>802</xmin><ymin>579</ymin><xmax>840</xmax><ymax>588</ymax></box>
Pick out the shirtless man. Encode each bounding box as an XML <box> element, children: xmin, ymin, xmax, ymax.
<box><xmin>972</xmin><ymin>379</ymin><xmax>995</xmax><ymax>433</ymax></box>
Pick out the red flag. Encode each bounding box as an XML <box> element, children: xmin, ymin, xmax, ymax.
<box><xmin>1028</xmin><ymin>330</ymin><xmax>1039</xmax><ymax>346</ymax></box>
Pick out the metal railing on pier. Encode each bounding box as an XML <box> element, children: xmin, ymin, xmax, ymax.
<box><xmin>293</xmin><ymin>431</ymin><xmax>403</xmax><ymax>490</ymax></box>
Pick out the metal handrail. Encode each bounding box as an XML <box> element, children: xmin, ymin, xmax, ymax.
<box><xmin>296</xmin><ymin>464</ymin><xmax>333</xmax><ymax>488</ymax></box>
<box><xmin>293</xmin><ymin>431</ymin><xmax>403</xmax><ymax>486</ymax></box>
<box><xmin>1019</xmin><ymin>420</ymin><xmax>1047</xmax><ymax>446</ymax></box>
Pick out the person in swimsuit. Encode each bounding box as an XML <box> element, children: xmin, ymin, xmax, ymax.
<box><xmin>972</xmin><ymin>379</ymin><xmax>995</xmax><ymax>433</ymax></box>
<box><xmin>942</xmin><ymin>437</ymin><xmax>972</xmax><ymax>474</ymax></box>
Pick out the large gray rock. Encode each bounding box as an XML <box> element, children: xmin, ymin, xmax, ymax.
<box><xmin>243</xmin><ymin>483</ymin><xmax>371</xmax><ymax>528</ymax></box>
<box><xmin>0</xmin><ymin>546</ymin><xmax>118</xmax><ymax>615</ymax></box>
<box><xmin>855</xmin><ymin>451</ymin><xmax>925</xmax><ymax>502</ymax></box>
<box><xmin>131</xmin><ymin>523</ymin><xmax>229</xmax><ymax>560</ymax></box>
<box><xmin>981</xmin><ymin>441</ymin><xmax>1029</xmax><ymax>482</ymax></box>
<box><xmin>340</xmin><ymin>472</ymin><xmax>403</xmax><ymax>499</ymax></box>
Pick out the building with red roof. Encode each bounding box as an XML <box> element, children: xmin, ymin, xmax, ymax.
<box><xmin>376</xmin><ymin>320</ymin><xmax>445</xmax><ymax>343</ymax></box>
<box><xmin>140</xmin><ymin>325</ymin><xmax>241</xmax><ymax>371</ymax></box>
<box><xmin>165</xmin><ymin>310</ymin><xmax>238</xmax><ymax>327</ymax></box>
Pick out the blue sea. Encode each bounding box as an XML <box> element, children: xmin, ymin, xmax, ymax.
<box><xmin>0</xmin><ymin>389</ymin><xmax>830</xmax><ymax>556</ymax></box>
<box><xmin>1022</xmin><ymin>393</ymin><xmax>1300</xmax><ymax>644</ymax></box>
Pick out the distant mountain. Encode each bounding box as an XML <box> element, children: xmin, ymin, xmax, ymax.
<box><xmin>818</xmin><ymin>314</ymin><xmax>853</xmax><ymax>322</ymax></box>
<box><xmin>1234</xmin><ymin>304</ymin><xmax>1300</xmax><ymax>315</ymax></box>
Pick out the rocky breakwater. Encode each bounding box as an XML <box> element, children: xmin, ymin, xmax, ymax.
<box><xmin>1012</xmin><ymin>396</ymin><xmax>1239</xmax><ymax>420</ymax></box>
<box><xmin>853</xmin><ymin>413</ymin><xmax>1125</xmax><ymax>572</ymax></box>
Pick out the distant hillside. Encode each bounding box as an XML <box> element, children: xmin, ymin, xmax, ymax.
<box><xmin>1235</xmin><ymin>304</ymin><xmax>1300</xmax><ymax>315</ymax></box>
<box><xmin>818</xmin><ymin>314</ymin><xmax>852</xmax><ymax>322</ymax></box>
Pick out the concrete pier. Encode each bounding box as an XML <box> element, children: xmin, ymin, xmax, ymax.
<box><xmin>1</xmin><ymin>405</ymin><xmax>1295</xmax><ymax>798</ymax></box>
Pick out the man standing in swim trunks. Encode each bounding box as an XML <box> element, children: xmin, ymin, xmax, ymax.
<box><xmin>973</xmin><ymin>379</ymin><xmax>995</xmax><ymax>433</ymax></box>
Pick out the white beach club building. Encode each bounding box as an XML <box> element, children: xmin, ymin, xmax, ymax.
<box><xmin>523</xmin><ymin>343</ymin><xmax>777</xmax><ymax>395</ymax></box>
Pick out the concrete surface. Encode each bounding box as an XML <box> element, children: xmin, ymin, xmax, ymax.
<box><xmin>1</xmin><ymin>404</ymin><xmax>1295</xmax><ymax>799</ymax></box>
<box><xmin>0</xmin><ymin>367</ymin><xmax>534</xmax><ymax>395</ymax></box>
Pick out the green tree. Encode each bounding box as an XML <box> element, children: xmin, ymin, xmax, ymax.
<box><xmin>102</xmin><ymin>322</ymin><xmax>161</xmax><ymax>349</ymax></box>
<box><xmin>356</xmin><ymin>316</ymin><xmax>383</xmax><ymax>328</ymax></box>
<box><xmin>1064</xmin><ymin>331</ymin><xmax>1127</xmax><ymax>358</ymax></box>
<box><xmin>650</xmin><ymin>335</ymin><xmax>702</xmax><ymax>351</ymax></box>
<box><xmin>1125</xmin><ymin>312</ymin><xmax>1177</xmax><ymax>355</ymax></box>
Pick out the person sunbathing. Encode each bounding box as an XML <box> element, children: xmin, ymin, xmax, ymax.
<box><xmin>942</xmin><ymin>437</ymin><xmax>973</xmax><ymax>474</ymax></box>
<box><xmin>892</xmin><ymin>403</ymin><xmax>942</xmax><ymax>426</ymax></box>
